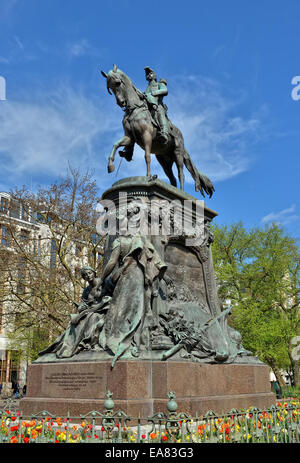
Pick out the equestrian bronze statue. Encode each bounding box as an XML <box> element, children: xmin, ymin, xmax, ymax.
<box><xmin>101</xmin><ymin>64</ymin><xmax>215</xmax><ymax>198</ymax></box>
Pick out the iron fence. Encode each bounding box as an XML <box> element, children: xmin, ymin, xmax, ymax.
<box><xmin>1</xmin><ymin>391</ymin><xmax>300</xmax><ymax>443</ymax></box>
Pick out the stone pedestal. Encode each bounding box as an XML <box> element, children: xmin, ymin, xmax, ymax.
<box><xmin>20</xmin><ymin>360</ymin><xmax>275</xmax><ymax>417</ymax></box>
<box><xmin>23</xmin><ymin>177</ymin><xmax>276</xmax><ymax>417</ymax></box>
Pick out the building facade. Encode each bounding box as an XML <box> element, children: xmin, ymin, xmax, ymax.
<box><xmin>0</xmin><ymin>191</ymin><xmax>103</xmax><ymax>397</ymax></box>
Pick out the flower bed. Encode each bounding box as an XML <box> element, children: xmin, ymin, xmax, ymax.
<box><xmin>1</xmin><ymin>399</ymin><xmax>300</xmax><ymax>443</ymax></box>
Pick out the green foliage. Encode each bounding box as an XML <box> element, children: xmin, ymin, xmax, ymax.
<box><xmin>212</xmin><ymin>222</ymin><xmax>300</xmax><ymax>380</ymax></box>
<box><xmin>281</xmin><ymin>386</ymin><xmax>300</xmax><ymax>399</ymax></box>
<box><xmin>7</xmin><ymin>325</ymin><xmax>56</xmax><ymax>362</ymax></box>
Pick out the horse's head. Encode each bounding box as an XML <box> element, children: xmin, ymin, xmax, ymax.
<box><xmin>101</xmin><ymin>64</ymin><xmax>143</xmax><ymax>110</ymax></box>
<box><xmin>101</xmin><ymin>64</ymin><xmax>128</xmax><ymax>108</ymax></box>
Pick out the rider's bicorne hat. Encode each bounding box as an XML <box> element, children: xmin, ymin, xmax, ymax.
<box><xmin>144</xmin><ymin>66</ymin><xmax>156</xmax><ymax>76</ymax></box>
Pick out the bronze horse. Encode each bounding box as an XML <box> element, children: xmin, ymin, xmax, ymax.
<box><xmin>101</xmin><ymin>65</ymin><xmax>215</xmax><ymax>198</ymax></box>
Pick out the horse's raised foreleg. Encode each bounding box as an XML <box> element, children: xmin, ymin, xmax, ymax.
<box><xmin>108</xmin><ymin>135</ymin><xmax>132</xmax><ymax>173</ymax></box>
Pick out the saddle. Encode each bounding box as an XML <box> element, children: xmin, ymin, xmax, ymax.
<box><xmin>120</xmin><ymin>103</ymin><xmax>173</xmax><ymax>161</ymax></box>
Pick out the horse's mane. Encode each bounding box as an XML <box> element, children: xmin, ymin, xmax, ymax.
<box><xmin>116</xmin><ymin>69</ymin><xmax>144</xmax><ymax>102</ymax></box>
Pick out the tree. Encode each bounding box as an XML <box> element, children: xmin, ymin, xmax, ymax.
<box><xmin>211</xmin><ymin>222</ymin><xmax>300</xmax><ymax>387</ymax></box>
<box><xmin>0</xmin><ymin>167</ymin><xmax>104</xmax><ymax>360</ymax></box>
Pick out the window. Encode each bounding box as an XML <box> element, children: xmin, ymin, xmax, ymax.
<box><xmin>34</xmin><ymin>235</ymin><xmax>41</xmax><ymax>260</ymax></box>
<box><xmin>0</xmin><ymin>197</ymin><xmax>8</xmax><ymax>214</ymax></box>
<box><xmin>0</xmin><ymin>225</ymin><xmax>10</xmax><ymax>246</ymax></box>
<box><xmin>9</xmin><ymin>199</ymin><xmax>20</xmax><ymax>219</ymax></box>
<box><xmin>21</xmin><ymin>204</ymin><xmax>29</xmax><ymax>221</ymax></box>
<box><xmin>20</xmin><ymin>230</ymin><xmax>29</xmax><ymax>242</ymax></box>
<box><xmin>20</xmin><ymin>230</ymin><xmax>29</xmax><ymax>252</ymax></box>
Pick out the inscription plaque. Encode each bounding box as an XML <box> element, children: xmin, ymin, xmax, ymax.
<box><xmin>45</xmin><ymin>372</ymin><xmax>103</xmax><ymax>392</ymax></box>
<box><xmin>40</xmin><ymin>364</ymin><xmax>106</xmax><ymax>399</ymax></box>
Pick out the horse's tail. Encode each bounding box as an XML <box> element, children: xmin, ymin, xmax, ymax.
<box><xmin>183</xmin><ymin>150</ymin><xmax>215</xmax><ymax>198</ymax></box>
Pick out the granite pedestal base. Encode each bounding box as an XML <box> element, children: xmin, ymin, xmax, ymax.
<box><xmin>20</xmin><ymin>360</ymin><xmax>275</xmax><ymax>417</ymax></box>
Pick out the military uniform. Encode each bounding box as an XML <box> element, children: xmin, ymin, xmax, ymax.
<box><xmin>144</xmin><ymin>66</ymin><xmax>169</xmax><ymax>143</ymax></box>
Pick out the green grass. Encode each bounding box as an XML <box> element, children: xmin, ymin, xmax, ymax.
<box><xmin>281</xmin><ymin>386</ymin><xmax>300</xmax><ymax>398</ymax></box>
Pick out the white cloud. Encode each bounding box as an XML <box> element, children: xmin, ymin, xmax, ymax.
<box><xmin>67</xmin><ymin>39</ymin><xmax>103</xmax><ymax>59</ymax></box>
<box><xmin>0</xmin><ymin>87</ymin><xmax>121</xmax><ymax>189</ymax></box>
<box><xmin>261</xmin><ymin>204</ymin><xmax>298</xmax><ymax>226</ymax></box>
<box><xmin>68</xmin><ymin>39</ymin><xmax>91</xmax><ymax>57</ymax></box>
<box><xmin>167</xmin><ymin>75</ymin><xmax>261</xmax><ymax>182</ymax></box>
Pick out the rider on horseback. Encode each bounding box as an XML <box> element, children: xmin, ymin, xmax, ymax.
<box><xmin>144</xmin><ymin>66</ymin><xmax>169</xmax><ymax>144</ymax></box>
<box><xmin>102</xmin><ymin>64</ymin><xmax>215</xmax><ymax>197</ymax></box>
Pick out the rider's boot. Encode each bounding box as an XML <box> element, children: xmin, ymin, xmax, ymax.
<box><xmin>160</xmin><ymin>131</ymin><xmax>169</xmax><ymax>144</ymax></box>
<box><xmin>159</xmin><ymin>117</ymin><xmax>169</xmax><ymax>144</ymax></box>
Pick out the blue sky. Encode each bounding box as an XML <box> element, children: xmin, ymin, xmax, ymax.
<box><xmin>0</xmin><ymin>0</ymin><xmax>299</xmax><ymax>238</ymax></box>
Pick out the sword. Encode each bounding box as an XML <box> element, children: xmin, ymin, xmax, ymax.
<box><xmin>115</xmin><ymin>157</ymin><xmax>123</xmax><ymax>177</ymax></box>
